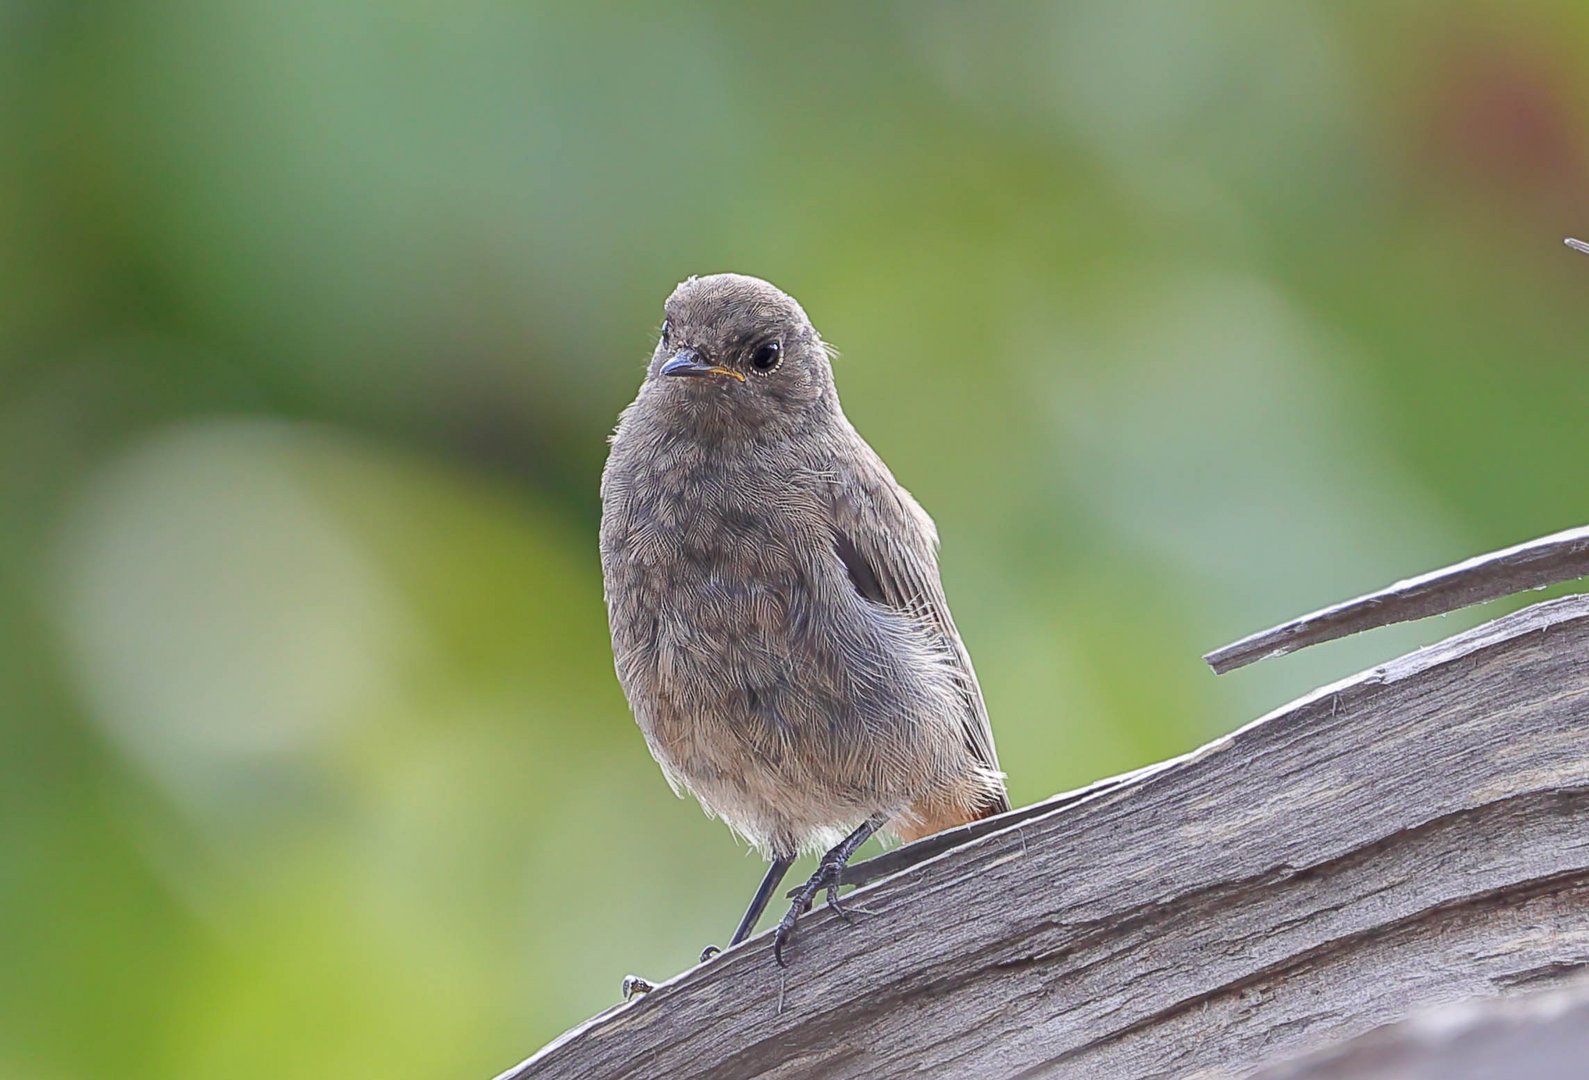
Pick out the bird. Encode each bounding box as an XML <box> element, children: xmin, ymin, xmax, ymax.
<box><xmin>599</xmin><ymin>273</ymin><xmax>1008</xmax><ymax>965</ymax></box>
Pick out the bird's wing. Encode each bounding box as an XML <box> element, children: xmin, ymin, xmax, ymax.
<box><xmin>826</xmin><ymin>438</ymin><xmax>1009</xmax><ymax>814</ymax></box>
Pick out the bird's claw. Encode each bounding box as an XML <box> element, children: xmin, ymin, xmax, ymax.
<box><xmin>621</xmin><ymin>974</ymin><xmax>655</xmax><ymax>1000</ymax></box>
<box><xmin>699</xmin><ymin>944</ymin><xmax>721</xmax><ymax>963</ymax></box>
<box><xmin>825</xmin><ymin>879</ymin><xmax>852</xmax><ymax>921</ymax></box>
<box><xmin>774</xmin><ymin>856</ymin><xmax>851</xmax><ymax>966</ymax></box>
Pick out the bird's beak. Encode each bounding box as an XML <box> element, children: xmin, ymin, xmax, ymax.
<box><xmin>660</xmin><ymin>349</ymin><xmax>746</xmax><ymax>382</ymax></box>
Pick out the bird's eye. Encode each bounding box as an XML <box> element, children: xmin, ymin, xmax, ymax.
<box><xmin>749</xmin><ymin>340</ymin><xmax>782</xmax><ymax>374</ymax></box>
<box><xmin>659</xmin><ymin>319</ymin><xmax>671</xmax><ymax>346</ymax></box>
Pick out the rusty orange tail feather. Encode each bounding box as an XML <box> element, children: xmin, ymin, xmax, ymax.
<box><xmin>893</xmin><ymin>793</ymin><xmax>1007</xmax><ymax>844</ymax></box>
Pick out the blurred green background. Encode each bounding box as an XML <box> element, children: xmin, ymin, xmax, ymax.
<box><xmin>4</xmin><ymin>2</ymin><xmax>1588</xmax><ymax>1076</ymax></box>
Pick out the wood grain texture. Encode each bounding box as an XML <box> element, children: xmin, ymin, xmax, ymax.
<box><xmin>1248</xmin><ymin>973</ymin><xmax>1589</xmax><ymax>1080</ymax></box>
<box><xmin>1203</xmin><ymin>523</ymin><xmax>1589</xmax><ymax>673</ymax></box>
<box><xmin>500</xmin><ymin>594</ymin><xmax>1589</xmax><ymax>1080</ymax></box>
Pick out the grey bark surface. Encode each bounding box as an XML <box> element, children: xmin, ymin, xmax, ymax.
<box><xmin>500</xmin><ymin>593</ymin><xmax>1589</xmax><ymax>1080</ymax></box>
<box><xmin>1203</xmin><ymin>523</ymin><xmax>1589</xmax><ymax>673</ymax></box>
<box><xmin>1247</xmin><ymin>973</ymin><xmax>1589</xmax><ymax>1080</ymax></box>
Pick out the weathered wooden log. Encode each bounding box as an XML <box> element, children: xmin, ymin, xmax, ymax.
<box><xmin>499</xmin><ymin>534</ymin><xmax>1589</xmax><ymax>1080</ymax></box>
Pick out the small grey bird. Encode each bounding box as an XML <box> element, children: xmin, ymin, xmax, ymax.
<box><xmin>599</xmin><ymin>273</ymin><xmax>1008</xmax><ymax>964</ymax></box>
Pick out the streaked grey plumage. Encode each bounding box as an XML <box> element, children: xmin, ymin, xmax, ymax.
<box><xmin>599</xmin><ymin>273</ymin><xmax>1007</xmax><ymax>962</ymax></box>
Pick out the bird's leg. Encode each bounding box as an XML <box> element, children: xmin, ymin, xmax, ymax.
<box><xmin>774</xmin><ymin>813</ymin><xmax>887</xmax><ymax>966</ymax></box>
<box><xmin>699</xmin><ymin>855</ymin><xmax>794</xmax><ymax>963</ymax></box>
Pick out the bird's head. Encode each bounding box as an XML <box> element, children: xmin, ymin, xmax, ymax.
<box><xmin>642</xmin><ymin>273</ymin><xmax>837</xmax><ymax>437</ymax></box>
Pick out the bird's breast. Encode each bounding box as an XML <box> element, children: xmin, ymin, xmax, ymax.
<box><xmin>600</xmin><ymin>444</ymin><xmax>838</xmax><ymax>698</ymax></box>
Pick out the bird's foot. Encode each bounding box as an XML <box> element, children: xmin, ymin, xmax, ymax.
<box><xmin>773</xmin><ymin>853</ymin><xmax>851</xmax><ymax>966</ymax></box>
<box><xmin>621</xmin><ymin>974</ymin><xmax>655</xmax><ymax>1000</ymax></box>
<box><xmin>699</xmin><ymin>944</ymin><xmax>721</xmax><ymax>962</ymax></box>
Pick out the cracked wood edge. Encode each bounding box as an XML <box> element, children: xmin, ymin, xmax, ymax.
<box><xmin>499</xmin><ymin>593</ymin><xmax>1589</xmax><ymax>1080</ymax></box>
<box><xmin>1204</xmin><ymin>523</ymin><xmax>1589</xmax><ymax>673</ymax></box>
<box><xmin>839</xmin><ymin>755</ymin><xmax>1179</xmax><ymax>890</ymax></box>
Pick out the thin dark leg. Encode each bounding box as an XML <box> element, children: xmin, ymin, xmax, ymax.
<box><xmin>699</xmin><ymin>855</ymin><xmax>794</xmax><ymax>963</ymax></box>
<box><xmin>730</xmin><ymin>856</ymin><xmax>795</xmax><ymax>947</ymax></box>
<box><xmin>774</xmin><ymin>813</ymin><xmax>887</xmax><ymax>966</ymax></box>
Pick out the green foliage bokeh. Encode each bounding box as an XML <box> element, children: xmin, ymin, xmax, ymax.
<box><xmin>3</xmin><ymin>3</ymin><xmax>1588</xmax><ymax>1076</ymax></box>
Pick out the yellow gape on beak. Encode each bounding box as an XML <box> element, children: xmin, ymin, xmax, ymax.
<box><xmin>661</xmin><ymin>349</ymin><xmax>745</xmax><ymax>382</ymax></box>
